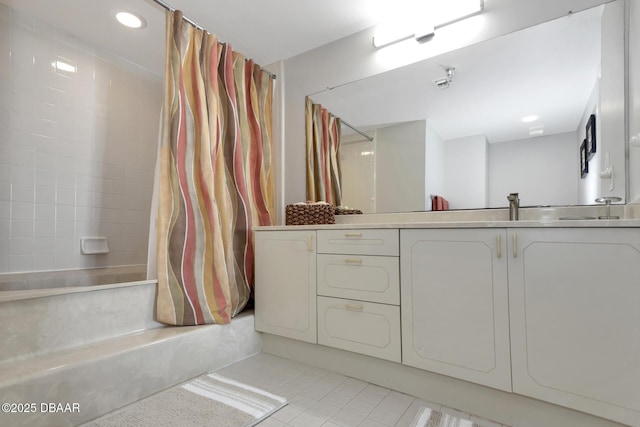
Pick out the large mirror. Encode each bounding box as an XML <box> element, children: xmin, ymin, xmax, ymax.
<box><xmin>310</xmin><ymin>1</ymin><xmax>626</xmax><ymax>214</ymax></box>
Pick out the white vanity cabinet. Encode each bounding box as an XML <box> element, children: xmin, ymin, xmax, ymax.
<box><xmin>508</xmin><ymin>228</ymin><xmax>640</xmax><ymax>426</ymax></box>
<box><xmin>316</xmin><ymin>229</ymin><xmax>401</xmax><ymax>362</ymax></box>
<box><xmin>400</xmin><ymin>229</ymin><xmax>512</xmax><ymax>392</ymax></box>
<box><xmin>254</xmin><ymin>230</ymin><xmax>317</xmax><ymax>343</ymax></box>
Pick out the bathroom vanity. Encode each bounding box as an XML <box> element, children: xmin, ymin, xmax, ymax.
<box><xmin>254</xmin><ymin>220</ymin><xmax>640</xmax><ymax>426</ymax></box>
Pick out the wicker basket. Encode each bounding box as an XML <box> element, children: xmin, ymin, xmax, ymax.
<box><xmin>286</xmin><ymin>203</ymin><xmax>335</xmax><ymax>225</ymax></box>
<box><xmin>335</xmin><ymin>207</ymin><xmax>363</xmax><ymax>215</ymax></box>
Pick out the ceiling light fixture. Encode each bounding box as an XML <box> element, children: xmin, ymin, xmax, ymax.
<box><xmin>115</xmin><ymin>11</ymin><xmax>147</xmax><ymax>29</ymax></box>
<box><xmin>372</xmin><ymin>0</ymin><xmax>484</xmax><ymax>48</ymax></box>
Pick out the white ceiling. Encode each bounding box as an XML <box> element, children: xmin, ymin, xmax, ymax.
<box><xmin>0</xmin><ymin>0</ymin><xmax>608</xmax><ymax>144</ymax></box>
<box><xmin>0</xmin><ymin>0</ymin><xmax>402</xmax><ymax>73</ymax></box>
<box><xmin>311</xmin><ymin>5</ymin><xmax>604</xmax><ymax>143</ymax></box>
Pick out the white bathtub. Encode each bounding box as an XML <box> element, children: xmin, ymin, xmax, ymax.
<box><xmin>0</xmin><ymin>271</ymin><xmax>262</xmax><ymax>427</ymax></box>
<box><xmin>0</xmin><ymin>265</ymin><xmax>147</xmax><ymax>292</ymax></box>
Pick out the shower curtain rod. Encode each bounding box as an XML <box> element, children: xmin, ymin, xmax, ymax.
<box><xmin>341</xmin><ymin>120</ymin><xmax>373</xmax><ymax>141</ymax></box>
<box><xmin>150</xmin><ymin>0</ymin><xmax>277</xmax><ymax>80</ymax></box>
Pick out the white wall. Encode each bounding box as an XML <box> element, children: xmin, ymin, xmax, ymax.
<box><xmin>596</xmin><ymin>0</ymin><xmax>626</xmax><ymax>201</ymax></box>
<box><xmin>489</xmin><ymin>132</ymin><xmax>578</xmax><ymax>208</ymax></box>
<box><xmin>280</xmin><ymin>0</ymin><xmax>613</xmax><ymax>218</ymax></box>
<box><xmin>577</xmin><ymin>82</ymin><xmax>600</xmax><ymax>205</ymax></box>
<box><xmin>340</xmin><ymin>134</ymin><xmax>376</xmax><ymax>213</ymax></box>
<box><xmin>629</xmin><ymin>0</ymin><xmax>640</xmax><ymax>203</ymax></box>
<box><xmin>0</xmin><ymin>5</ymin><xmax>161</xmax><ymax>273</ymax></box>
<box><xmin>375</xmin><ymin>121</ymin><xmax>425</xmax><ymax>213</ymax></box>
<box><xmin>425</xmin><ymin>122</ymin><xmax>445</xmax><ymax>211</ymax></box>
<box><xmin>444</xmin><ymin>134</ymin><xmax>488</xmax><ymax>209</ymax></box>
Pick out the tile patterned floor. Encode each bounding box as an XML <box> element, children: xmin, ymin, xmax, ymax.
<box><xmin>215</xmin><ymin>353</ymin><xmax>510</xmax><ymax>427</ymax></box>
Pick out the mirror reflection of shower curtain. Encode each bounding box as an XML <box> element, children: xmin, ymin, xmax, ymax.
<box><xmin>147</xmin><ymin>11</ymin><xmax>274</xmax><ymax>326</ymax></box>
<box><xmin>305</xmin><ymin>98</ymin><xmax>342</xmax><ymax>205</ymax></box>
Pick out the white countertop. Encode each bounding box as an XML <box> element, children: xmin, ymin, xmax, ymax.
<box><xmin>254</xmin><ymin>218</ymin><xmax>640</xmax><ymax>231</ymax></box>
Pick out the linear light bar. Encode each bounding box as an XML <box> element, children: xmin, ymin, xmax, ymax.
<box><xmin>373</xmin><ymin>0</ymin><xmax>484</xmax><ymax>48</ymax></box>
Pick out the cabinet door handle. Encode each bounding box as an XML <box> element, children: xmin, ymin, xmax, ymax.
<box><xmin>345</xmin><ymin>303</ymin><xmax>364</xmax><ymax>311</ymax></box>
<box><xmin>307</xmin><ymin>234</ymin><xmax>313</xmax><ymax>252</ymax></box>
<box><xmin>345</xmin><ymin>258</ymin><xmax>363</xmax><ymax>264</ymax></box>
<box><xmin>344</xmin><ymin>232</ymin><xmax>363</xmax><ymax>238</ymax></box>
<box><xmin>496</xmin><ymin>235</ymin><xmax>502</xmax><ymax>258</ymax></box>
<box><xmin>512</xmin><ymin>234</ymin><xmax>518</xmax><ymax>258</ymax></box>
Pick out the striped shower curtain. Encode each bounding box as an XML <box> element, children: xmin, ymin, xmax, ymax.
<box><xmin>305</xmin><ymin>98</ymin><xmax>342</xmax><ymax>205</ymax></box>
<box><xmin>152</xmin><ymin>11</ymin><xmax>274</xmax><ymax>326</ymax></box>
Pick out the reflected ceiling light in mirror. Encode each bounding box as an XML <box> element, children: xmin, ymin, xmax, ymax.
<box><xmin>372</xmin><ymin>0</ymin><xmax>483</xmax><ymax>48</ymax></box>
<box><xmin>521</xmin><ymin>115</ymin><xmax>540</xmax><ymax>123</ymax></box>
<box><xmin>51</xmin><ymin>60</ymin><xmax>77</xmax><ymax>73</ymax></box>
<box><xmin>529</xmin><ymin>125</ymin><xmax>544</xmax><ymax>136</ymax></box>
<box><xmin>115</xmin><ymin>10</ymin><xmax>147</xmax><ymax>29</ymax></box>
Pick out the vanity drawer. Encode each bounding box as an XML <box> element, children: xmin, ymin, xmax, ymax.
<box><xmin>317</xmin><ymin>229</ymin><xmax>399</xmax><ymax>256</ymax></box>
<box><xmin>317</xmin><ymin>296</ymin><xmax>401</xmax><ymax>363</ymax></box>
<box><xmin>317</xmin><ymin>254</ymin><xmax>399</xmax><ymax>305</ymax></box>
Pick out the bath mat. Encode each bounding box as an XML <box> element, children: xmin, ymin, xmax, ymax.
<box><xmin>84</xmin><ymin>373</ymin><xmax>287</xmax><ymax>427</ymax></box>
<box><xmin>411</xmin><ymin>406</ymin><xmax>482</xmax><ymax>427</ymax></box>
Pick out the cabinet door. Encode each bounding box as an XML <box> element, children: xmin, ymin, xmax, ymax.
<box><xmin>317</xmin><ymin>296</ymin><xmax>401</xmax><ymax>363</ymax></box>
<box><xmin>254</xmin><ymin>230</ymin><xmax>317</xmax><ymax>343</ymax></box>
<box><xmin>401</xmin><ymin>229</ymin><xmax>511</xmax><ymax>392</ymax></box>
<box><xmin>508</xmin><ymin>228</ymin><xmax>640</xmax><ymax>426</ymax></box>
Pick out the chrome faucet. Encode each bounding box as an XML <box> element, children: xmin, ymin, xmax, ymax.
<box><xmin>507</xmin><ymin>193</ymin><xmax>519</xmax><ymax>221</ymax></box>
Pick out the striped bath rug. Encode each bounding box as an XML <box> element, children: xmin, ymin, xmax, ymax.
<box><xmin>411</xmin><ymin>406</ymin><xmax>482</xmax><ymax>427</ymax></box>
<box><xmin>83</xmin><ymin>373</ymin><xmax>287</xmax><ymax>427</ymax></box>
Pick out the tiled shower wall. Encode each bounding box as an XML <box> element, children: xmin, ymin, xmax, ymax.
<box><xmin>0</xmin><ymin>5</ymin><xmax>162</xmax><ymax>273</ymax></box>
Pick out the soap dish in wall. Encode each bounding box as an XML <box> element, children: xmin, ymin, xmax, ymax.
<box><xmin>81</xmin><ymin>236</ymin><xmax>110</xmax><ymax>254</ymax></box>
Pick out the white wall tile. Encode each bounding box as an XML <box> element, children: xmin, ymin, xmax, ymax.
<box><xmin>34</xmin><ymin>202</ymin><xmax>54</xmax><ymax>220</ymax></box>
<box><xmin>35</xmin><ymin>186</ymin><xmax>55</xmax><ymax>204</ymax></box>
<box><xmin>11</xmin><ymin>201</ymin><xmax>34</xmax><ymax>219</ymax></box>
<box><xmin>1</xmin><ymin>4</ymin><xmax>161</xmax><ymax>273</ymax></box>
<box><xmin>0</xmin><ymin>182</ymin><xmax>11</xmax><ymax>199</ymax></box>
<box><xmin>56</xmin><ymin>188</ymin><xmax>75</xmax><ymax>205</ymax></box>
<box><xmin>55</xmin><ymin>220</ymin><xmax>75</xmax><ymax>237</ymax></box>
<box><xmin>11</xmin><ymin>183</ymin><xmax>34</xmax><ymax>202</ymax></box>
<box><xmin>10</xmin><ymin>236</ymin><xmax>33</xmax><ymax>255</ymax></box>
<box><xmin>10</xmin><ymin>254</ymin><xmax>33</xmax><ymax>272</ymax></box>
<box><xmin>33</xmin><ymin>235</ymin><xmax>54</xmax><ymax>253</ymax></box>
<box><xmin>32</xmin><ymin>254</ymin><xmax>54</xmax><ymax>271</ymax></box>
<box><xmin>34</xmin><ymin>220</ymin><xmax>54</xmax><ymax>237</ymax></box>
<box><xmin>0</xmin><ymin>218</ymin><xmax>9</xmax><ymax>237</ymax></box>
<box><xmin>11</xmin><ymin>219</ymin><xmax>33</xmax><ymax>236</ymax></box>
<box><xmin>0</xmin><ymin>200</ymin><xmax>9</xmax><ymax>219</ymax></box>
<box><xmin>55</xmin><ymin>205</ymin><xmax>75</xmax><ymax>222</ymax></box>
<box><xmin>11</xmin><ymin>166</ymin><xmax>35</xmax><ymax>186</ymax></box>
<box><xmin>35</xmin><ymin>168</ymin><xmax>56</xmax><ymax>188</ymax></box>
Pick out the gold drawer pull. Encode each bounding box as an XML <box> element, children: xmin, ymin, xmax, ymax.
<box><xmin>344</xmin><ymin>232</ymin><xmax>363</xmax><ymax>238</ymax></box>
<box><xmin>345</xmin><ymin>303</ymin><xmax>364</xmax><ymax>311</ymax></box>
<box><xmin>344</xmin><ymin>258</ymin><xmax>363</xmax><ymax>264</ymax></box>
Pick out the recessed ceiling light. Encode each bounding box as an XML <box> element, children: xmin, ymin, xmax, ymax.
<box><xmin>115</xmin><ymin>11</ymin><xmax>146</xmax><ymax>29</ymax></box>
<box><xmin>529</xmin><ymin>125</ymin><xmax>544</xmax><ymax>136</ymax></box>
<box><xmin>521</xmin><ymin>115</ymin><xmax>540</xmax><ymax>123</ymax></box>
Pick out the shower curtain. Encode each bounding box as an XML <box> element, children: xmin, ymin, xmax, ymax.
<box><xmin>305</xmin><ymin>98</ymin><xmax>342</xmax><ymax>205</ymax></box>
<box><xmin>149</xmin><ymin>11</ymin><xmax>274</xmax><ymax>326</ymax></box>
